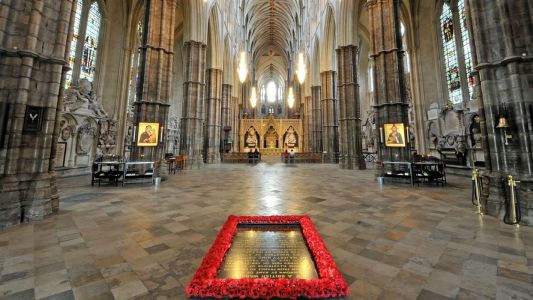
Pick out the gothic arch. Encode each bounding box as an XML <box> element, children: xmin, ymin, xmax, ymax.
<box><xmin>222</xmin><ymin>37</ymin><xmax>234</xmax><ymax>85</ymax></box>
<box><xmin>320</xmin><ymin>5</ymin><xmax>337</xmax><ymax>72</ymax></box>
<box><xmin>336</xmin><ymin>0</ymin><xmax>358</xmax><ymax>47</ymax></box>
<box><xmin>206</xmin><ymin>4</ymin><xmax>224</xmax><ymax>69</ymax></box>
<box><xmin>310</xmin><ymin>37</ymin><xmax>321</xmax><ymax>87</ymax></box>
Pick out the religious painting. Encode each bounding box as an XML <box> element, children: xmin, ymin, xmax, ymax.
<box><xmin>137</xmin><ymin>122</ymin><xmax>159</xmax><ymax>147</ymax></box>
<box><xmin>384</xmin><ymin>123</ymin><xmax>406</xmax><ymax>147</ymax></box>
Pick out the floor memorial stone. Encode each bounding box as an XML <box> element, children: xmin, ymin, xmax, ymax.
<box><xmin>187</xmin><ymin>215</ymin><xmax>347</xmax><ymax>298</ymax></box>
<box><xmin>218</xmin><ymin>224</ymin><xmax>319</xmax><ymax>279</ymax></box>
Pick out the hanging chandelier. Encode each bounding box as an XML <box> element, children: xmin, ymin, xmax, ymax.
<box><xmin>238</xmin><ymin>51</ymin><xmax>248</xmax><ymax>83</ymax></box>
<box><xmin>296</xmin><ymin>52</ymin><xmax>306</xmax><ymax>84</ymax></box>
<box><xmin>250</xmin><ymin>86</ymin><xmax>258</xmax><ymax>108</ymax></box>
<box><xmin>287</xmin><ymin>87</ymin><xmax>295</xmax><ymax>108</ymax></box>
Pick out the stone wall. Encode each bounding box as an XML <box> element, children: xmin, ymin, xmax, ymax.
<box><xmin>0</xmin><ymin>0</ymin><xmax>74</xmax><ymax>227</ymax></box>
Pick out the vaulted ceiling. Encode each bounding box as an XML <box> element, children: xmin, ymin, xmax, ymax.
<box><xmin>243</xmin><ymin>0</ymin><xmax>301</xmax><ymax>85</ymax></box>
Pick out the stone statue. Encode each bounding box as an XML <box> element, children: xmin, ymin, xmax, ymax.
<box><xmin>470</xmin><ymin>115</ymin><xmax>482</xmax><ymax>148</ymax></box>
<box><xmin>455</xmin><ymin>136</ymin><xmax>467</xmax><ymax>156</ymax></box>
<box><xmin>362</xmin><ymin>112</ymin><xmax>376</xmax><ymax>151</ymax></box>
<box><xmin>97</xmin><ymin>119</ymin><xmax>118</xmax><ymax>155</ymax></box>
<box><xmin>285</xmin><ymin>127</ymin><xmax>297</xmax><ymax>146</ymax></box>
<box><xmin>245</xmin><ymin>127</ymin><xmax>258</xmax><ymax>147</ymax></box>
<box><xmin>64</xmin><ymin>79</ymin><xmax>107</xmax><ymax>117</ymax></box>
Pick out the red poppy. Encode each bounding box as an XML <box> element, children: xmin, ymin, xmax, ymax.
<box><xmin>186</xmin><ymin>215</ymin><xmax>349</xmax><ymax>299</ymax></box>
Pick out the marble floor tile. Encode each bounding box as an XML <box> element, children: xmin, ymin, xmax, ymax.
<box><xmin>0</xmin><ymin>163</ymin><xmax>532</xmax><ymax>299</ymax></box>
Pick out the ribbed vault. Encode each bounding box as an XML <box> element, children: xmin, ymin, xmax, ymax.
<box><xmin>243</xmin><ymin>0</ymin><xmax>300</xmax><ymax>78</ymax></box>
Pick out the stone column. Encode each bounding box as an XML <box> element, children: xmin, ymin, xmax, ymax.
<box><xmin>131</xmin><ymin>0</ymin><xmax>176</xmax><ymax>163</ymax></box>
<box><xmin>231</xmin><ymin>97</ymin><xmax>240</xmax><ymax>152</ymax></box>
<box><xmin>467</xmin><ymin>0</ymin><xmax>533</xmax><ymax>223</ymax></box>
<box><xmin>366</xmin><ymin>0</ymin><xmax>411</xmax><ymax>163</ymax></box>
<box><xmin>180</xmin><ymin>41</ymin><xmax>207</xmax><ymax>167</ymax></box>
<box><xmin>337</xmin><ymin>46</ymin><xmax>366</xmax><ymax>170</ymax></box>
<box><xmin>321</xmin><ymin>71</ymin><xmax>339</xmax><ymax>162</ymax></box>
<box><xmin>311</xmin><ymin>86</ymin><xmax>322</xmax><ymax>153</ymax></box>
<box><xmin>221</xmin><ymin>84</ymin><xmax>232</xmax><ymax>153</ymax></box>
<box><xmin>204</xmin><ymin>68</ymin><xmax>222</xmax><ymax>163</ymax></box>
<box><xmin>305</xmin><ymin>96</ymin><xmax>313</xmax><ymax>152</ymax></box>
<box><xmin>0</xmin><ymin>0</ymin><xmax>74</xmax><ymax>227</ymax></box>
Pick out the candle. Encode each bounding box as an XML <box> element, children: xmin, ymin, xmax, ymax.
<box><xmin>133</xmin><ymin>126</ymin><xmax>137</xmax><ymax>142</ymax></box>
<box><xmin>406</xmin><ymin>126</ymin><xmax>410</xmax><ymax>143</ymax></box>
<box><xmin>380</xmin><ymin>127</ymin><xmax>384</xmax><ymax>144</ymax></box>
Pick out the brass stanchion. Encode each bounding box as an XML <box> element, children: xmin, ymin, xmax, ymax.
<box><xmin>471</xmin><ymin>169</ymin><xmax>483</xmax><ymax>215</ymax></box>
<box><xmin>504</xmin><ymin>175</ymin><xmax>521</xmax><ymax>226</ymax></box>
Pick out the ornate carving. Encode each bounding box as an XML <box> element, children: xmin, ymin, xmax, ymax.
<box><xmin>362</xmin><ymin>111</ymin><xmax>377</xmax><ymax>151</ymax></box>
<box><xmin>283</xmin><ymin>126</ymin><xmax>298</xmax><ymax>148</ymax></box>
<box><xmin>76</xmin><ymin>120</ymin><xmax>96</xmax><ymax>155</ymax></box>
<box><xmin>245</xmin><ymin>127</ymin><xmax>259</xmax><ymax>148</ymax></box>
<box><xmin>97</xmin><ymin>119</ymin><xmax>118</xmax><ymax>155</ymax></box>
<box><xmin>63</xmin><ymin>79</ymin><xmax>107</xmax><ymax>118</ymax></box>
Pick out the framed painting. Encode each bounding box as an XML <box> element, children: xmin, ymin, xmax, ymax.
<box><xmin>136</xmin><ymin>122</ymin><xmax>159</xmax><ymax>147</ymax></box>
<box><xmin>384</xmin><ymin>123</ymin><xmax>406</xmax><ymax>147</ymax></box>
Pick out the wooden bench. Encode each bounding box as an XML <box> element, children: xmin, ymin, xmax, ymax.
<box><xmin>281</xmin><ymin>152</ymin><xmax>322</xmax><ymax>163</ymax></box>
<box><xmin>222</xmin><ymin>153</ymin><xmax>249</xmax><ymax>163</ymax></box>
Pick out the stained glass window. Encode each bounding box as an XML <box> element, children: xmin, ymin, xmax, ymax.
<box><xmin>65</xmin><ymin>0</ymin><xmax>102</xmax><ymax>89</ymax></box>
<box><xmin>440</xmin><ymin>3</ymin><xmax>462</xmax><ymax>104</ymax></box>
<box><xmin>65</xmin><ymin>0</ymin><xmax>83</xmax><ymax>88</ymax></box>
<box><xmin>368</xmin><ymin>66</ymin><xmax>374</xmax><ymax>92</ymax></box>
<box><xmin>128</xmin><ymin>19</ymin><xmax>144</xmax><ymax>116</ymax></box>
<box><xmin>400</xmin><ymin>22</ymin><xmax>410</xmax><ymax>73</ymax></box>
<box><xmin>458</xmin><ymin>0</ymin><xmax>474</xmax><ymax>100</ymax></box>
<box><xmin>260</xmin><ymin>85</ymin><xmax>266</xmax><ymax>103</ymax></box>
<box><xmin>80</xmin><ymin>2</ymin><xmax>101</xmax><ymax>82</ymax></box>
<box><xmin>439</xmin><ymin>0</ymin><xmax>475</xmax><ymax>105</ymax></box>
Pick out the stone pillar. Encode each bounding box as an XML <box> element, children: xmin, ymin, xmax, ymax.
<box><xmin>131</xmin><ymin>0</ymin><xmax>176</xmax><ymax>163</ymax></box>
<box><xmin>180</xmin><ymin>41</ymin><xmax>207</xmax><ymax>167</ymax></box>
<box><xmin>232</xmin><ymin>97</ymin><xmax>240</xmax><ymax>152</ymax></box>
<box><xmin>0</xmin><ymin>0</ymin><xmax>74</xmax><ymax>227</ymax></box>
<box><xmin>366</xmin><ymin>0</ymin><xmax>411</xmax><ymax>163</ymax></box>
<box><xmin>221</xmin><ymin>84</ymin><xmax>232</xmax><ymax>153</ymax></box>
<box><xmin>467</xmin><ymin>0</ymin><xmax>533</xmax><ymax>223</ymax></box>
<box><xmin>204</xmin><ymin>68</ymin><xmax>222</xmax><ymax>163</ymax></box>
<box><xmin>337</xmin><ymin>45</ymin><xmax>366</xmax><ymax>170</ymax></box>
<box><xmin>305</xmin><ymin>96</ymin><xmax>313</xmax><ymax>152</ymax></box>
<box><xmin>311</xmin><ymin>86</ymin><xmax>322</xmax><ymax>153</ymax></box>
<box><xmin>321</xmin><ymin>71</ymin><xmax>339</xmax><ymax>163</ymax></box>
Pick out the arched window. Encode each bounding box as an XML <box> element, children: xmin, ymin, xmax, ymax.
<box><xmin>65</xmin><ymin>0</ymin><xmax>103</xmax><ymax>88</ymax></box>
<box><xmin>127</xmin><ymin>19</ymin><xmax>144</xmax><ymax>117</ymax></box>
<box><xmin>260</xmin><ymin>85</ymin><xmax>266</xmax><ymax>103</ymax></box>
<box><xmin>400</xmin><ymin>22</ymin><xmax>410</xmax><ymax>74</ymax></box>
<box><xmin>439</xmin><ymin>0</ymin><xmax>474</xmax><ymax>105</ymax></box>
<box><xmin>368</xmin><ymin>65</ymin><xmax>374</xmax><ymax>92</ymax></box>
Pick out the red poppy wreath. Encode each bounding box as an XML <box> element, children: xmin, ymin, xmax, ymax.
<box><xmin>186</xmin><ymin>215</ymin><xmax>349</xmax><ymax>299</ymax></box>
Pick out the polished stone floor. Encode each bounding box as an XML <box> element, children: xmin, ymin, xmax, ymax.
<box><xmin>0</xmin><ymin>163</ymin><xmax>532</xmax><ymax>300</ymax></box>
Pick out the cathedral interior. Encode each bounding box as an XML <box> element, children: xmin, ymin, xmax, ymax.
<box><xmin>0</xmin><ymin>0</ymin><xmax>533</xmax><ymax>299</ymax></box>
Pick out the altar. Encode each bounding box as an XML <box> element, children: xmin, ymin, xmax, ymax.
<box><xmin>240</xmin><ymin>115</ymin><xmax>303</xmax><ymax>153</ymax></box>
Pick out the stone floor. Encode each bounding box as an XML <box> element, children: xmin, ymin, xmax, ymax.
<box><xmin>0</xmin><ymin>163</ymin><xmax>532</xmax><ymax>300</ymax></box>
